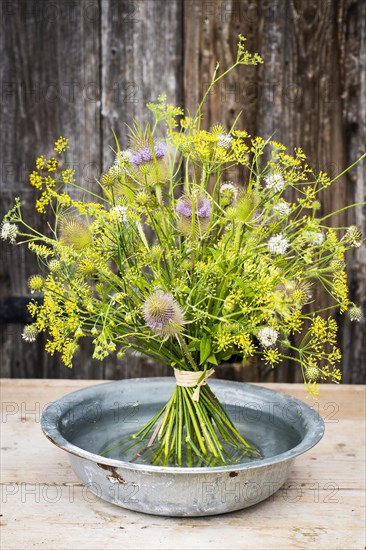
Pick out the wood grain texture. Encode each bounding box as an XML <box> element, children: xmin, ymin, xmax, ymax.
<box><xmin>0</xmin><ymin>0</ymin><xmax>365</xmax><ymax>381</ymax></box>
<box><xmin>1</xmin><ymin>379</ymin><xmax>365</xmax><ymax>549</ymax></box>
<box><xmin>0</xmin><ymin>0</ymin><xmax>102</xmax><ymax>379</ymax></box>
<box><xmin>338</xmin><ymin>0</ymin><xmax>366</xmax><ymax>382</ymax></box>
<box><xmin>99</xmin><ymin>0</ymin><xmax>183</xmax><ymax>380</ymax></box>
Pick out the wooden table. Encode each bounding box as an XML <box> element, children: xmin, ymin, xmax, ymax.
<box><xmin>1</xmin><ymin>380</ymin><xmax>365</xmax><ymax>549</ymax></box>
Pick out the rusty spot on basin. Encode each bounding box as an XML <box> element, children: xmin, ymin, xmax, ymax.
<box><xmin>97</xmin><ymin>462</ymin><xmax>126</xmax><ymax>484</ymax></box>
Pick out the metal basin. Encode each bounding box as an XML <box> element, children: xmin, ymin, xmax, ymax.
<box><xmin>41</xmin><ymin>378</ymin><xmax>324</xmax><ymax>516</ymax></box>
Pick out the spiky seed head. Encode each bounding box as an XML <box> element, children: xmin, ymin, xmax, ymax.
<box><xmin>48</xmin><ymin>259</ymin><xmax>61</xmax><ymax>273</ymax></box>
<box><xmin>142</xmin><ymin>292</ymin><xmax>184</xmax><ymax>338</ymax></box>
<box><xmin>78</xmin><ymin>258</ymin><xmax>97</xmax><ymax>277</ymax></box>
<box><xmin>235</xmin><ymin>191</ymin><xmax>259</xmax><ymax>223</ymax></box>
<box><xmin>28</xmin><ymin>275</ymin><xmax>44</xmax><ymax>293</ymax></box>
<box><xmin>60</xmin><ymin>216</ymin><xmax>93</xmax><ymax>251</ymax></box>
<box><xmin>176</xmin><ymin>194</ymin><xmax>212</xmax><ymax>235</ymax></box>
<box><xmin>305</xmin><ymin>366</ymin><xmax>320</xmax><ymax>382</ymax></box>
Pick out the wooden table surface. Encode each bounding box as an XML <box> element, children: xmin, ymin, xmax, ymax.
<box><xmin>1</xmin><ymin>379</ymin><xmax>365</xmax><ymax>550</ymax></box>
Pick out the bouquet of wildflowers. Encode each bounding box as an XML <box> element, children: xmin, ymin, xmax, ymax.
<box><xmin>2</xmin><ymin>36</ymin><xmax>364</xmax><ymax>466</ymax></box>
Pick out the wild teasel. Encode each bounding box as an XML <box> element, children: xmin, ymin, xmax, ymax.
<box><xmin>220</xmin><ymin>182</ymin><xmax>238</xmax><ymax>207</ymax></box>
<box><xmin>60</xmin><ymin>216</ymin><xmax>93</xmax><ymax>251</ymax></box>
<box><xmin>176</xmin><ymin>194</ymin><xmax>212</xmax><ymax>236</ymax></box>
<box><xmin>232</xmin><ymin>190</ymin><xmax>259</xmax><ymax>223</ymax></box>
<box><xmin>130</xmin><ymin>141</ymin><xmax>168</xmax><ymax>187</ymax></box>
<box><xmin>142</xmin><ymin>291</ymin><xmax>185</xmax><ymax>338</ymax></box>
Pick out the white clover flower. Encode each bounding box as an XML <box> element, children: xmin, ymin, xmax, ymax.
<box><xmin>217</xmin><ymin>133</ymin><xmax>232</xmax><ymax>150</ymax></box>
<box><xmin>305</xmin><ymin>231</ymin><xmax>325</xmax><ymax>245</ymax></box>
<box><xmin>268</xmin><ymin>233</ymin><xmax>289</xmax><ymax>255</ymax></box>
<box><xmin>348</xmin><ymin>305</ymin><xmax>363</xmax><ymax>322</ymax></box>
<box><xmin>220</xmin><ymin>182</ymin><xmax>238</xmax><ymax>206</ymax></box>
<box><xmin>110</xmin><ymin>205</ymin><xmax>128</xmax><ymax>223</ymax></box>
<box><xmin>115</xmin><ymin>150</ymin><xmax>132</xmax><ymax>165</ymax></box>
<box><xmin>22</xmin><ymin>324</ymin><xmax>38</xmax><ymax>343</ymax></box>
<box><xmin>344</xmin><ymin>225</ymin><xmax>362</xmax><ymax>248</ymax></box>
<box><xmin>264</xmin><ymin>173</ymin><xmax>285</xmax><ymax>192</ymax></box>
<box><xmin>1</xmin><ymin>222</ymin><xmax>18</xmax><ymax>244</ymax></box>
<box><xmin>273</xmin><ymin>201</ymin><xmax>291</xmax><ymax>217</ymax></box>
<box><xmin>258</xmin><ymin>327</ymin><xmax>278</xmax><ymax>347</ymax></box>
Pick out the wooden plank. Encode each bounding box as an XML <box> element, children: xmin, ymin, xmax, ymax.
<box><xmin>100</xmin><ymin>0</ymin><xmax>183</xmax><ymax>379</ymax></box>
<box><xmin>184</xmin><ymin>0</ymin><xmax>260</xmax><ymax>140</ymax></box>
<box><xmin>256</xmin><ymin>0</ymin><xmax>365</xmax><ymax>382</ymax></box>
<box><xmin>0</xmin><ymin>0</ymin><xmax>101</xmax><ymax>379</ymax></box>
<box><xmin>337</xmin><ymin>0</ymin><xmax>366</xmax><ymax>382</ymax></box>
<box><xmin>1</xmin><ymin>380</ymin><xmax>365</xmax><ymax>549</ymax></box>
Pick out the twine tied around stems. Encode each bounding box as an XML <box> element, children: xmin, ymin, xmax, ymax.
<box><xmin>173</xmin><ymin>368</ymin><xmax>215</xmax><ymax>402</ymax></box>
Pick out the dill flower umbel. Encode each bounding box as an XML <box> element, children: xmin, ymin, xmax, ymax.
<box><xmin>258</xmin><ymin>327</ymin><xmax>278</xmax><ymax>347</ymax></box>
<box><xmin>143</xmin><ymin>292</ymin><xmax>185</xmax><ymax>337</ymax></box>
<box><xmin>1</xmin><ymin>222</ymin><xmax>18</xmax><ymax>243</ymax></box>
<box><xmin>268</xmin><ymin>233</ymin><xmax>289</xmax><ymax>255</ymax></box>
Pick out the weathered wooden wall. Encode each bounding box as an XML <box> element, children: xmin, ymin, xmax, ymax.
<box><xmin>0</xmin><ymin>0</ymin><xmax>364</xmax><ymax>382</ymax></box>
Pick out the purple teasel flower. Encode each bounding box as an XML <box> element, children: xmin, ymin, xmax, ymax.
<box><xmin>142</xmin><ymin>291</ymin><xmax>185</xmax><ymax>337</ymax></box>
<box><xmin>176</xmin><ymin>195</ymin><xmax>212</xmax><ymax>220</ymax></box>
<box><xmin>130</xmin><ymin>142</ymin><xmax>167</xmax><ymax>166</ymax></box>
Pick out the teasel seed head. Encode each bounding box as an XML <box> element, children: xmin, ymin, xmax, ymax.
<box><xmin>60</xmin><ymin>216</ymin><xmax>93</xmax><ymax>251</ymax></box>
<box><xmin>143</xmin><ymin>291</ymin><xmax>185</xmax><ymax>338</ymax></box>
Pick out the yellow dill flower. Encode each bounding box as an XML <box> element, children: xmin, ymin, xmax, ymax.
<box><xmin>333</xmin><ymin>270</ymin><xmax>349</xmax><ymax>312</ymax></box>
<box><xmin>235</xmin><ymin>333</ymin><xmax>255</xmax><ymax>356</ymax></box>
<box><xmin>62</xmin><ymin>169</ymin><xmax>75</xmax><ymax>184</ymax></box>
<box><xmin>263</xmin><ymin>348</ymin><xmax>281</xmax><ymax>366</ymax></box>
<box><xmin>29</xmin><ymin>171</ymin><xmax>43</xmax><ymax>189</ymax></box>
<box><xmin>54</xmin><ymin>136</ymin><xmax>69</xmax><ymax>154</ymax></box>
<box><xmin>28</xmin><ymin>242</ymin><xmax>54</xmax><ymax>258</ymax></box>
<box><xmin>35</xmin><ymin>191</ymin><xmax>52</xmax><ymax>213</ymax></box>
<box><xmin>47</xmin><ymin>158</ymin><xmax>59</xmax><ymax>172</ymax></box>
<box><xmin>215</xmin><ymin>328</ymin><xmax>234</xmax><ymax>352</ymax></box>
<box><xmin>36</xmin><ymin>156</ymin><xmax>47</xmax><ymax>170</ymax></box>
<box><xmin>285</xmin><ymin>310</ymin><xmax>303</xmax><ymax>334</ymax></box>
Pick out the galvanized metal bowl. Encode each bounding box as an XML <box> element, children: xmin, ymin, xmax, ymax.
<box><xmin>41</xmin><ymin>378</ymin><xmax>324</xmax><ymax>516</ymax></box>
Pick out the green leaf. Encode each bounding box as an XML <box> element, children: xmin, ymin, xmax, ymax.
<box><xmin>188</xmin><ymin>339</ymin><xmax>200</xmax><ymax>352</ymax></box>
<box><xmin>200</xmin><ymin>335</ymin><xmax>212</xmax><ymax>365</ymax></box>
<box><xmin>207</xmin><ymin>353</ymin><xmax>218</xmax><ymax>366</ymax></box>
